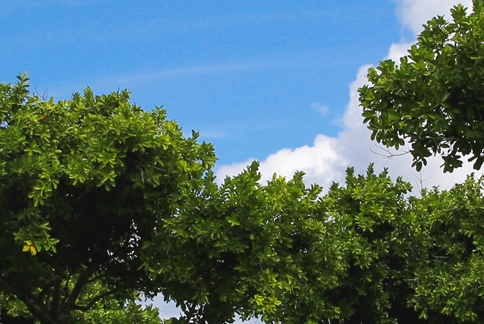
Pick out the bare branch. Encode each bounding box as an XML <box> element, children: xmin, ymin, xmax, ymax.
<box><xmin>369</xmin><ymin>144</ymin><xmax>410</xmax><ymax>164</ymax></box>
<box><xmin>411</xmin><ymin>171</ymin><xmax>433</xmax><ymax>196</ymax></box>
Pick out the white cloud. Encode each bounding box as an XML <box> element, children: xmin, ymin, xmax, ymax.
<box><xmin>216</xmin><ymin>134</ymin><xmax>348</xmax><ymax>190</ymax></box>
<box><xmin>310</xmin><ymin>102</ymin><xmax>330</xmax><ymax>116</ymax></box>
<box><xmin>386</xmin><ymin>42</ymin><xmax>414</xmax><ymax>63</ymax></box>
<box><xmin>394</xmin><ymin>0</ymin><xmax>472</xmax><ymax>36</ymax></box>
<box><xmin>216</xmin><ymin>0</ymin><xmax>482</xmax><ymax>193</ymax></box>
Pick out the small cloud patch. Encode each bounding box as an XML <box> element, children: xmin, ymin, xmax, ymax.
<box><xmin>310</xmin><ymin>102</ymin><xmax>330</xmax><ymax>116</ymax></box>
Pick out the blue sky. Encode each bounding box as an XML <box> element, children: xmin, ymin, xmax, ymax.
<box><xmin>1</xmin><ymin>0</ymin><xmax>476</xmax><ymax>321</ymax></box>
<box><xmin>1</xmin><ymin>0</ymin><xmax>400</xmax><ymax>164</ymax></box>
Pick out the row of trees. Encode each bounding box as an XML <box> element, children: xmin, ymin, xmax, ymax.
<box><xmin>2</xmin><ymin>1</ymin><xmax>484</xmax><ymax>323</ymax></box>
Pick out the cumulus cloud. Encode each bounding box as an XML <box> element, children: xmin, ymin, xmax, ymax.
<box><xmin>216</xmin><ymin>134</ymin><xmax>348</xmax><ymax>190</ymax></box>
<box><xmin>216</xmin><ymin>0</ymin><xmax>481</xmax><ymax>193</ymax></box>
<box><xmin>394</xmin><ymin>0</ymin><xmax>472</xmax><ymax>36</ymax></box>
<box><xmin>386</xmin><ymin>42</ymin><xmax>414</xmax><ymax>63</ymax></box>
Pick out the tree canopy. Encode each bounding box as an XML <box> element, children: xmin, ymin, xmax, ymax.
<box><xmin>4</xmin><ymin>41</ymin><xmax>484</xmax><ymax>322</ymax></box>
<box><xmin>359</xmin><ymin>0</ymin><xmax>484</xmax><ymax>172</ymax></box>
<box><xmin>0</xmin><ymin>73</ymin><xmax>216</xmax><ymax>324</ymax></box>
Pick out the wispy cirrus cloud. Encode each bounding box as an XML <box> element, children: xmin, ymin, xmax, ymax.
<box><xmin>46</xmin><ymin>61</ymin><xmax>275</xmax><ymax>101</ymax></box>
<box><xmin>310</xmin><ymin>102</ymin><xmax>330</xmax><ymax>116</ymax></box>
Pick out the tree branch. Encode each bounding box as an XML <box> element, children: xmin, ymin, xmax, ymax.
<box><xmin>65</xmin><ymin>266</ymin><xmax>95</xmax><ymax>312</ymax></box>
<box><xmin>72</xmin><ymin>287</ymin><xmax>122</xmax><ymax>312</ymax></box>
<box><xmin>86</xmin><ymin>273</ymin><xmax>109</xmax><ymax>284</ymax></box>
<box><xmin>50</xmin><ymin>276</ymin><xmax>62</xmax><ymax>320</ymax></box>
<box><xmin>36</xmin><ymin>275</ymin><xmax>61</xmax><ymax>307</ymax></box>
<box><xmin>370</xmin><ymin>144</ymin><xmax>410</xmax><ymax>158</ymax></box>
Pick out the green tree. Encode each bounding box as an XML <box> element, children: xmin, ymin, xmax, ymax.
<box><xmin>1</xmin><ymin>283</ymin><xmax>163</xmax><ymax>324</ymax></box>
<box><xmin>408</xmin><ymin>175</ymin><xmax>484</xmax><ymax>323</ymax></box>
<box><xmin>0</xmin><ymin>73</ymin><xmax>426</xmax><ymax>323</ymax></box>
<box><xmin>359</xmin><ymin>0</ymin><xmax>484</xmax><ymax>172</ymax></box>
<box><xmin>319</xmin><ymin>166</ymin><xmax>422</xmax><ymax>324</ymax></box>
<box><xmin>319</xmin><ymin>168</ymin><xmax>484</xmax><ymax>323</ymax></box>
<box><xmin>357</xmin><ymin>0</ymin><xmax>484</xmax><ymax>322</ymax></box>
<box><xmin>142</xmin><ymin>162</ymin><xmax>423</xmax><ymax>324</ymax></box>
<box><xmin>0</xmin><ymin>74</ymin><xmax>345</xmax><ymax>324</ymax></box>
<box><xmin>0</xmin><ymin>73</ymin><xmax>216</xmax><ymax>324</ymax></box>
<box><xmin>146</xmin><ymin>163</ymin><xmax>344</xmax><ymax>323</ymax></box>
<box><xmin>5</xmin><ymin>72</ymin><xmax>484</xmax><ymax>324</ymax></box>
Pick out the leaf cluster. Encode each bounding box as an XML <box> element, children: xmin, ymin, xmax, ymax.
<box><xmin>359</xmin><ymin>1</ymin><xmax>484</xmax><ymax>172</ymax></box>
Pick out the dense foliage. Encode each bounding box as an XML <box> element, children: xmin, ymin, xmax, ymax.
<box><xmin>359</xmin><ymin>0</ymin><xmax>484</xmax><ymax>172</ymax></box>
<box><xmin>0</xmin><ymin>73</ymin><xmax>216</xmax><ymax>324</ymax></box>
<box><xmin>4</xmin><ymin>21</ymin><xmax>484</xmax><ymax>321</ymax></box>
